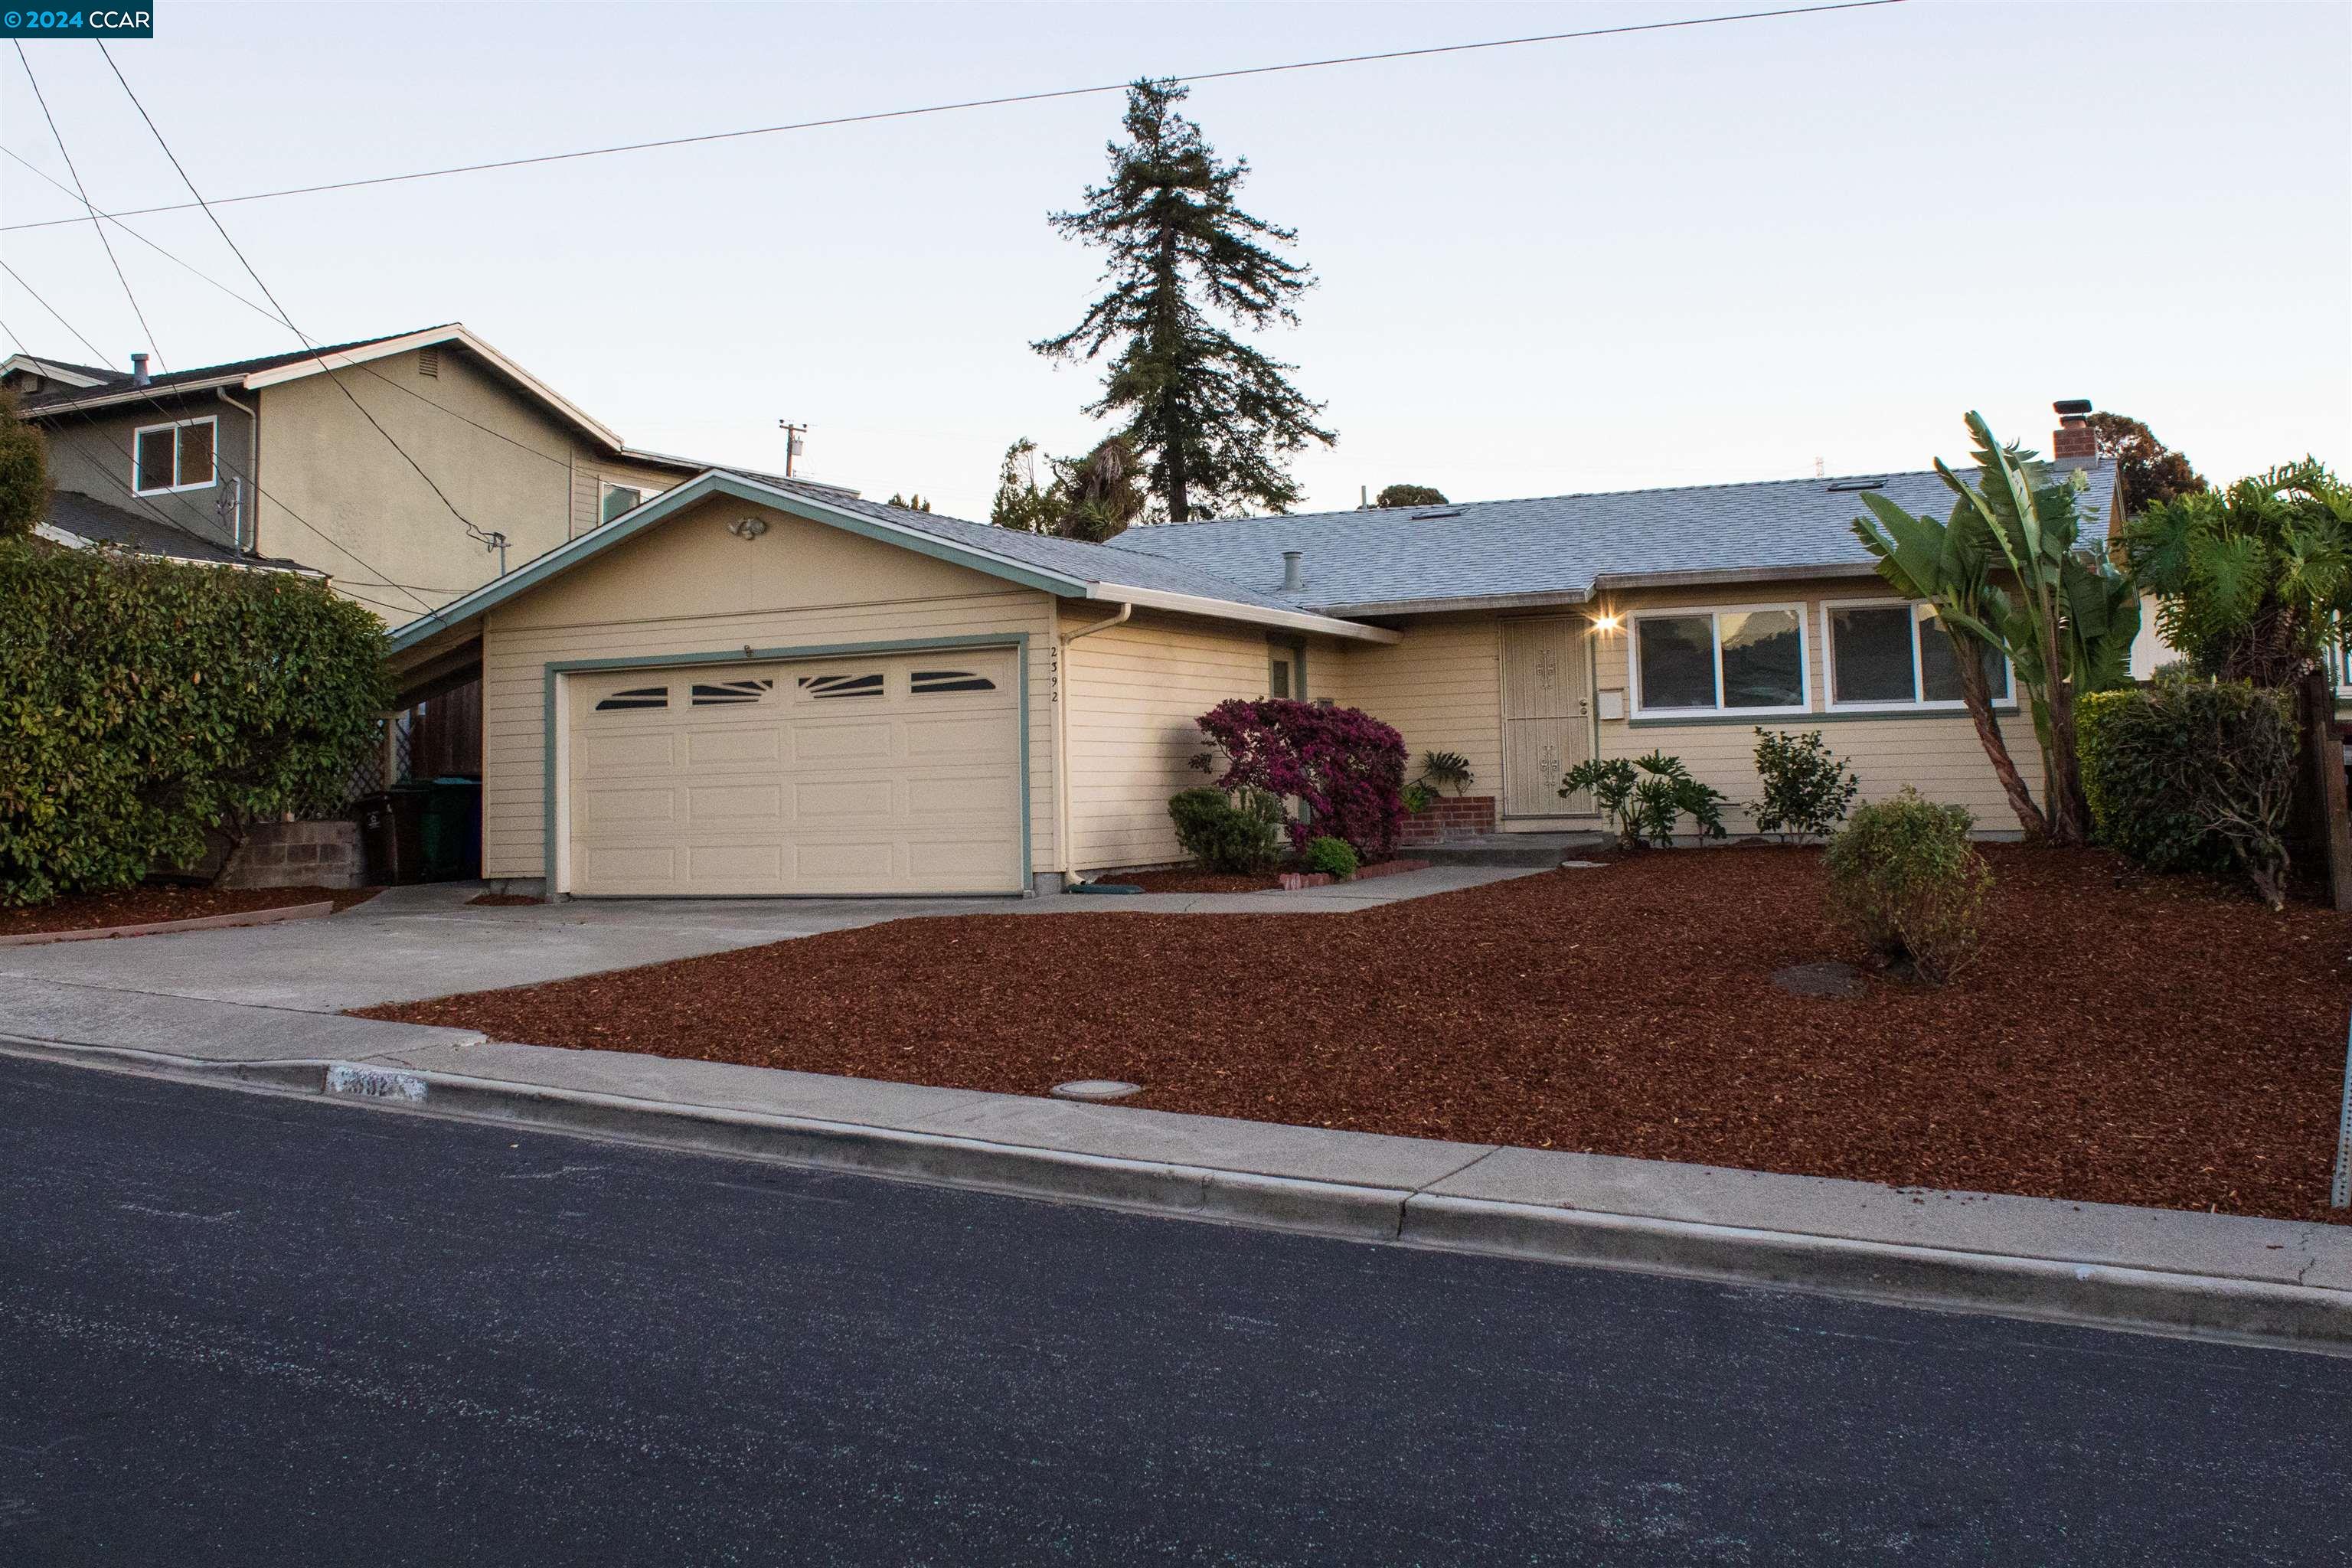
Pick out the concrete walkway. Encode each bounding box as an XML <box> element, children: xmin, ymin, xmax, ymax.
<box><xmin>0</xmin><ymin>864</ymin><xmax>1547</xmax><ymax>1014</ymax></box>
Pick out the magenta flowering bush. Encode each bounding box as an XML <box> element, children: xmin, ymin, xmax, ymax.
<box><xmin>1195</xmin><ymin>698</ymin><xmax>1408</xmax><ymax>861</ymax></box>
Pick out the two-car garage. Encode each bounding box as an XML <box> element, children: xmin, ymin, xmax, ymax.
<box><xmin>564</xmin><ymin>647</ymin><xmax>1025</xmax><ymax>897</ymax></box>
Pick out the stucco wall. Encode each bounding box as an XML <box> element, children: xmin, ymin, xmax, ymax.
<box><xmin>253</xmin><ymin>345</ymin><xmax>686</xmax><ymax>626</ymax></box>
<box><xmin>1060</xmin><ymin>608</ymin><xmax>1279</xmax><ymax>873</ymax></box>
<box><xmin>39</xmin><ymin>392</ymin><xmax>256</xmax><ymax>550</ymax></box>
<box><xmin>479</xmin><ymin>495</ymin><xmax>1058</xmax><ymax>883</ymax></box>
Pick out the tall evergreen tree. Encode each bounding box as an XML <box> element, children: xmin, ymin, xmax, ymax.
<box><xmin>1034</xmin><ymin>79</ymin><xmax>1333</xmax><ymax>523</ymax></box>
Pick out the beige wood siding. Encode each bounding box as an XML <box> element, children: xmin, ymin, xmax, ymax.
<box><xmin>1589</xmin><ymin>577</ymin><xmax>2043</xmax><ymax>835</ymax></box>
<box><xmin>1323</xmin><ymin>612</ymin><xmax>1504</xmax><ymax>804</ymax></box>
<box><xmin>1061</xmin><ymin>609</ymin><xmax>1272</xmax><ymax>872</ymax></box>
<box><xmin>480</xmin><ymin>495</ymin><xmax>1057</xmax><ymax>883</ymax></box>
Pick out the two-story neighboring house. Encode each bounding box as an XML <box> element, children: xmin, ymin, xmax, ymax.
<box><xmin>4</xmin><ymin>324</ymin><xmax>711</xmax><ymax>627</ymax></box>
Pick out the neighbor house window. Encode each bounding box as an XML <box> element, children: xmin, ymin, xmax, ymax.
<box><xmin>132</xmin><ymin>416</ymin><xmax>217</xmax><ymax>495</ymax></box>
<box><xmin>601</xmin><ymin>481</ymin><xmax>655</xmax><ymax>524</ymax></box>
<box><xmin>1824</xmin><ymin>600</ymin><xmax>2011</xmax><ymax>709</ymax></box>
<box><xmin>1628</xmin><ymin>605</ymin><xmax>1808</xmax><ymax>717</ymax></box>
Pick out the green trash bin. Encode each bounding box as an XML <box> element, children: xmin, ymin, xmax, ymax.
<box><xmin>417</xmin><ymin>776</ymin><xmax>483</xmax><ymax>881</ymax></box>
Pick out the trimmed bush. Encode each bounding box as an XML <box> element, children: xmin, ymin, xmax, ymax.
<box><xmin>1166</xmin><ymin>786</ymin><xmax>1285</xmax><ymax>874</ymax></box>
<box><xmin>1752</xmin><ymin>728</ymin><xmax>1859</xmax><ymax>842</ymax></box>
<box><xmin>2077</xmin><ymin>681</ymin><xmax>2296</xmax><ymax>907</ymax></box>
<box><xmin>1302</xmin><ymin>835</ymin><xmax>1359</xmax><ymax>880</ymax></box>
<box><xmin>0</xmin><ymin>541</ymin><xmax>393</xmax><ymax>906</ymax></box>
<box><xmin>1195</xmin><ymin>698</ymin><xmax>1408</xmax><ymax>860</ymax></box>
<box><xmin>1824</xmin><ymin>788</ymin><xmax>1991</xmax><ymax>985</ymax></box>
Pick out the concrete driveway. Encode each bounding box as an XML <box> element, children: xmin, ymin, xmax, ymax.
<box><xmin>0</xmin><ymin>867</ymin><xmax>1542</xmax><ymax>1014</ymax></box>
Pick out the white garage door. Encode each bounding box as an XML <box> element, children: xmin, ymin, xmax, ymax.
<box><xmin>566</xmin><ymin>648</ymin><xmax>1024</xmax><ymax>897</ymax></box>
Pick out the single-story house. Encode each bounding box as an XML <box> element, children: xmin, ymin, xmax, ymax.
<box><xmin>385</xmin><ymin>418</ymin><xmax>2122</xmax><ymax>899</ymax></box>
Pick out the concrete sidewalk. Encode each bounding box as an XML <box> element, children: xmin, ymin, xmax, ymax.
<box><xmin>3</xmin><ymin>971</ymin><xmax>2345</xmax><ymax>1353</ymax></box>
<box><xmin>0</xmin><ymin>864</ymin><xmax>1547</xmax><ymax>1013</ymax></box>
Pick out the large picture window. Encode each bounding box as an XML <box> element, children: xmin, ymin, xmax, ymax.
<box><xmin>1630</xmin><ymin>606</ymin><xmax>1808</xmax><ymax>717</ymax></box>
<box><xmin>132</xmin><ymin>416</ymin><xmax>217</xmax><ymax>495</ymax></box>
<box><xmin>1824</xmin><ymin>600</ymin><xmax>2011</xmax><ymax>710</ymax></box>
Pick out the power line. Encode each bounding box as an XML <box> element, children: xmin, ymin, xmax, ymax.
<box><xmin>9</xmin><ymin>42</ymin><xmax>167</xmax><ymax>370</ymax></box>
<box><xmin>2</xmin><ymin>148</ymin><xmax>606</xmax><ymax>483</ymax></box>
<box><xmin>94</xmin><ymin>41</ymin><xmax>513</xmax><ymax>569</ymax></box>
<box><xmin>2</xmin><ymin>2</ymin><xmax>1906</xmax><ymax>233</ymax></box>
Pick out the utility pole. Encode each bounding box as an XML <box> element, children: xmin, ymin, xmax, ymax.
<box><xmin>777</xmin><ymin>421</ymin><xmax>807</xmax><ymax>479</ymax></box>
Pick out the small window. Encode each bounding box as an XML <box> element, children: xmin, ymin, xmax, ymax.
<box><xmin>1269</xmin><ymin>646</ymin><xmax>1302</xmax><ymax>700</ymax></box>
<box><xmin>601</xmin><ymin>482</ymin><xmax>652</xmax><ymax>524</ymax></box>
<box><xmin>691</xmin><ymin>678</ymin><xmax>773</xmax><ymax>706</ymax></box>
<box><xmin>798</xmin><ymin>672</ymin><xmax>884</xmax><ymax>700</ymax></box>
<box><xmin>594</xmin><ymin>685</ymin><xmax>668</xmax><ymax>712</ymax></box>
<box><xmin>910</xmin><ymin>670</ymin><xmax>996</xmax><ymax>694</ymax></box>
<box><xmin>1827</xmin><ymin>602</ymin><xmax>2010</xmax><ymax>710</ymax></box>
<box><xmin>1630</xmin><ymin>606</ymin><xmax>1807</xmax><ymax>717</ymax></box>
<box><xmin>132</xmin><ymin>416</ymin><xmax>217</xmax><ymax>495</ymax></box>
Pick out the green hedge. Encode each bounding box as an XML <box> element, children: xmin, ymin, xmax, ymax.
<box><xmin>0</xmin><ymin>540</ymin><xmax>394</xmax><ymax>905</ymax></box>
<box><xmin>2077</xmin><ymin>682</ymin><xmax>2292</xmax><ymax>877</ymax></box>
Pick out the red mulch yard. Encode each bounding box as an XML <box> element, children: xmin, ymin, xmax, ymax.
<box><xmin>0</xmin><ymin>884</ymin><xmax>380</xmax><ymax>936</ymax></box>
<box><xmin>356</xmin><ymin>845</ymin><xmax>2352</xmax><ymax>1224</ymax></box>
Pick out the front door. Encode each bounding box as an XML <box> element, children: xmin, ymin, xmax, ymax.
<box><xmin>1501</xmin><ymin>617</ymin><xmax>1593</xmax><ymax>819</ymax></box>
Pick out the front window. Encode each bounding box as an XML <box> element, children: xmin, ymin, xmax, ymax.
<box><xmin>1631</xmin><ymin>606</ymin><xmax>1807</xmax><ymax>716</ymax></box>
<box><xmin>1825</xmin><ymin>601</ymin><xmax>2010</xmax><ymax>709</ymax></box>
<box><xmin>133</xmin><ymin>416</ymin><xmax>217</xmax><ymax>494</ymax></box>
<box><xmin>601</xmin><ymin>481</ymin><xmax>654</xmax><ymax>524</ymax></box>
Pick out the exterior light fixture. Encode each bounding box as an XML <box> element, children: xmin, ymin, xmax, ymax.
<box><xmin>728</xmin><ymin>515</ymin><xmax>769</xmax><ymax>541</ymax></box>
<box><xmin>1592</xmin><ymin>612</ymin><xmax>1622</xmax><ymax>633</ymax></box>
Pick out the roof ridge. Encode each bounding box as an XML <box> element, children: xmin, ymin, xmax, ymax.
<box><xmin>1120</xmin><ymin>459</ymin><xmax>2103</xmax><ymax>534</ymax></box>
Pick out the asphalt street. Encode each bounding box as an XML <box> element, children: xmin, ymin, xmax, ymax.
<box><xmin>3</xmin><ymin>1050</ymin><xmax>2346</xmax><ymax>1566</ymax></box>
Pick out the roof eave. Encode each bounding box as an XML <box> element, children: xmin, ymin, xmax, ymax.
<box><xmin>1592</xmin><ymin>561</ymin><xmax>1886</xmax><ymax>593</ymax></box>
<box><xmin>1089</xmin><ymin>583</ymin><xmax>1402</xmax><ymax>644</ymax></box>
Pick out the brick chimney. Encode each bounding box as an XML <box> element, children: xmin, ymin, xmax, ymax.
<box><xmin>2052</xmin><ymin>398</ymin><xmax>2095</xmax><ymax>460</ymax></box>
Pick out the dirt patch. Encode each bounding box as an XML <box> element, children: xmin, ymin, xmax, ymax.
<box><xmin>1109</xmin><ymin>859</ymin><xmax>1431</xmax><ymax>893</ymax></box>
<box><xmin>0</xmin><ymin>884</ymin><xmax>380</xmax><ymax>936</ymax></box>
<box><xmin>356</xmin><ymin>845</ymin><xmax>2352</xmax><ymax>1224</ymax></box>
<box><xmin>466</xmin><ymin>893</ymin><xmax>545</xmax><ymax>907</ymax></box>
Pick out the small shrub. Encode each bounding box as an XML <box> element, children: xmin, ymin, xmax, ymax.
<box><xmin>1824</xmin><ymin>789</ymin><xmax>1991</xmax><ymax>985</ymax></box>
<box><xmin>1166</xmin><ymin>786</ymin><xmax>1284</xmax><ymax>874</ymax></box>
<box><xmin>1561</xmin><ymin>751</ymin><xmax>1727</xmax><ymax>849</ymax></box>
<box><xmin>1416</xmin><ymin>750</ymin><xmax>1475</xmax><ymax>795</ymax></box>
<box><xmin>1752</xmin><ymin>728</ymin><xmax>1859</xmax><ymax>842</ymax></box>
<box><xmin>1402</xmin><ymin>780</ymin><xmax>1436</xmax><ymax>815</ymax></box>
<box><xmin>2077</xmin><ymin>681</ymin><xmax>2295</xmax><ymax>907</ymax></box>
<box><xmin>1196</xmin><ymin>698</ymin><xmax>1408</xmax><ymax>860</ymax></box>
<box><xmin>1302</xmin><ymin>835</ymin><xmax>1359</xmax><ymax>880</ymax></box>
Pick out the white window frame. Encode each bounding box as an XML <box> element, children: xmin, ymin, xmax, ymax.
<box><xmin>1820</xmin><ymin>597</ymin><xmax>2013</xmax><ymax>712</ymax></box>
<box><xmin>132</xmin><ymin>415</ymin><xmax>219</xmax><ymax>495</ymax></box>
<box><xmin>599</xmin><ymin>479</ymin><xmax>657</xmax><ymax>524</ymax></box>
<box><xmin>1626</xmin><ymin>602</ymin><xmax>1811</xmax><ymax>720</ymax></box>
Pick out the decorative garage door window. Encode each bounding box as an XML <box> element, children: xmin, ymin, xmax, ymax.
<box><xmin>593</xmin><ymin>685</ymin><xmax>669</xmax><ymax>712</ymax></box>
<box><xmin>910</xmin><ymin>669</ymin><xmax>998</xmax><ymax>694</ymax></box>
<box><xmin>690</xmin><ymin>678</ymin><xmax>776</xmax><ymax>707</ymax></box>
<box><xmin>798</xmin><ymin>672</ymin><xmax>884</xmax><ymax>700</ymax></box>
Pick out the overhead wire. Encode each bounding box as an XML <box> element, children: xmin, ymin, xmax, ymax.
<box><xmin>1</xmin><ymin>2</ymin><xmax>1907</xmax><ymax>232</ymax></box>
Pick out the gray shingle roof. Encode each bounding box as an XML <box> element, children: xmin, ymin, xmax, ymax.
<box><xmin>15</xmin><ymin>327</ymin><xmax>456</xmax><ymax>412</ymax></box>
<box><xmin>47</xmin><ymin>490</ymin><xmax>313</xmax><ymax>570</ymax></box>
<box><xmin>1100</xmin><ymin>460</ymin><xmax>2121</xmax><ymax>614</ymax></box>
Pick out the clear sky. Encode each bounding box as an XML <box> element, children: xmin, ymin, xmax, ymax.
<box><xmin>5</xmin><ymin>1</ymin><xmax>2346</xmax><ymax>525</ymax></box>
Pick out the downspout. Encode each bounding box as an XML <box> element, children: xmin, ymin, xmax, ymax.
<box><xmin>1055</xmin><ymin>602</ymin><xmax>1132</xmax><ymax>890</ymax></box>
<box><xmin>216</xmin><ymin>386</ymin><xmax>260</xmax><ymax>554</ymax></box>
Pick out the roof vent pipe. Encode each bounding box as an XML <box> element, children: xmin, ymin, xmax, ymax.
<box><xmin>1281</xmin><ymin>550</ymin><xmax>1304</xmax><ymax>593</ymax></box>
<box><xmin>130</xmin><ymin>352</ymin><xmax>151</xmax><ymax>387</ymax></box>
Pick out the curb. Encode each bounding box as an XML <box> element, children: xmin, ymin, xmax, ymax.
<box><xmin>0</xmin><ymin>900</ymin><xmax>336</xmax><ymax>948</ymax></box>
<box><xmin>5</xmin><ymin>1034</ymin><xmax>2347</xmax><ymax>1353</ymax></box>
